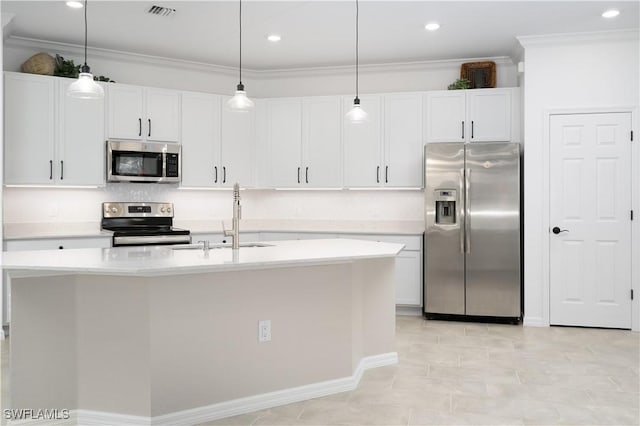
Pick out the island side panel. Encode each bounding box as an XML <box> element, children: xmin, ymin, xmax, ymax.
<box><xmin>10</xmin><ymin>275</ymin><xmax>78</xmax><ymax>411</ymax></box>
<box><xmin>76</xmin><ymin>275</ymin><xmax>152</xmax><ymax>417</ymax></box>
<box><xmin>148</xmin><ymin>263</ymin><xmax>354</xmax><ymax>416</ymax></box>
<box><xmin>354</xmin><ymin>258</ymin><xmax>396</xmax><ymax>357</ymax></box>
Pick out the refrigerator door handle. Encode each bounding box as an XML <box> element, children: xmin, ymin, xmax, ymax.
<box><xmin>459</xmin><ymin>168</ymin><xmax>465</xmax><ymax>254</ymax></box>
<box><xmin>465</xmin><ymin>168</ymin><xmax>471</xmax><ymax>254</ymax></box>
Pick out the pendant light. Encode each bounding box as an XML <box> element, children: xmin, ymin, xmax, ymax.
<box><xmin>67</xmin><ymin>0</ymin><xmax>104</xmax><ymax>99</ymax></box>
<box><xmin>227</xmin><ymin>0</ymin><xmax>254</xmax><ymax>112</ymax></box>
<box><xmin>346</xmin><ymin>0</ymin><xmax>367</xmax><ymax>124</ymax></box>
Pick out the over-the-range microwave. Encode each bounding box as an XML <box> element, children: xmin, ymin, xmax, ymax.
<box><xmin>106</xmin><ymin>140</ymin><xmax>181</xmax><ymax>183</ymax></box>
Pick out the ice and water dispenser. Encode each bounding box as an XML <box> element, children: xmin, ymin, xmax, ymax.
<box><xmin>434</xmin><ymin>189</ymin><xmax>457</xmax><ymax>225</ymax></box>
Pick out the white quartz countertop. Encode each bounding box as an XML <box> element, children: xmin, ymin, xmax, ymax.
<box><xmin>1</xmin><ymin>238</ymin><xmax>404</xmax><ymax>277</ymax></box>
<box><xmin>3</xmin><ymin>220</ymin><xmax>424</xmax><ymax>240</ymax></box>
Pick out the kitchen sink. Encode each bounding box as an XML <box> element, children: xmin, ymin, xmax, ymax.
<box><xmin>171</xmin><ymin>242</ymin><xmax>273</xmax><ymax>250</ymax></box>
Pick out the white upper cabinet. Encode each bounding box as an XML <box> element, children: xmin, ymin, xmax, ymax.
<box><xmin>181</xmin><ymin>92</ymin><xmax>221</xmax><ymax>187</ymax></box>
<box><xmin>267</xmin><ymin>98</ymin><xmax>304</xmax><ymax>187</ymax></box>
<box><xmin>424</xmin><ymin>88</ymin><xmax>516</xmax><ymax>143</ymax></box>
<box><xmin>302</xmin><ymin>97</ymin><xmax>342</xmax><ymax>187</ymax></box>
<box><xmin>384</xmin><ymin>93</ymin><xmax>423</xmax><ymax>187</ymax></box>
<box><xmin>108</xmin><ymin>84</ymin><xmax>179</xmax><ymax>142</ymax></box>
<box><xmin>4</xmin><ymin>72</ymin><xmax>105</xmax><ymax>186</ymax></box>
<box><xmin>343</xmin><ymin>93</ymin><xmax>422</xmax><ymax>188</ymax></box>
<box><xmin>57</xmin><ymin>79</ymin><xmax>106</xmax><ymax>186</ymax></box>
<box><xmin>181</xmin><ymin>94</ymin><xmax>256</xmax><ymax>188</ymax></box>
<box><xmin>343</xmin><ymin>95</ymin><xmax>383</xmax><ymax>187</ymax></box>
<box><xmin>220</xmin><ymin>97</ymin><xmax>256</xmax><ymax>188</ymax></box>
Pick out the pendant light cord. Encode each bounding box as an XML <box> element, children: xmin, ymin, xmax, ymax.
<box><xmin>355</xmin><ymin>0</ymin><xmax>359</xmax><ymax>99</ymax></box>
<box><xmin>239</xmin><ymin>0</ymin><xmax>243</xmax><ymax>85</ymax></box>
<box><xmin>83</xmin><ymin>0</ymin><xmax>88</xmax><ymax>67</ymax></box>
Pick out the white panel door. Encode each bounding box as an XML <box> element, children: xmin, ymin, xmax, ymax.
<box><xmin>343</xmin><ymin>95</ymin><xmax>383</xmax><ymax>187</ymax></box>
<box><xmin>108</xmin><ymin>84</ymin><xmax>144</xmax><ymax>140</ymax></box>
<box><xmin>145</xmin><ymin>88</ymin><xmax>180</xmax><ymax>142</ymax></box>
<box><xmin>467</xmin><ymin>89</ymin><xmax>511</xmax><ymax>142</ymax></box>
<box><xmin>303</xmin><ymin>97</ymin><xmax>342</xmax><ymax>187</ymax></box>
<box><xmin>549</xmin><ymin>112</ymin><xmax>632</xmax><ymax>329</ymax></box>
<box><xmin>57</xmin><ymin>79</ymin><xmax>106</xmax><ymax>186</ymax></box>
<box><xmin>4</xmin><ymin>73</ymin><xmax>55</xmax><ymax>185</ymax></box>
<box><xmin>221</xmin><ymin>98</ymin><xmax>256</xmax><ymax>188</ymax></box>
<box><xmin>395</xmin><ymin>250</ymin><xmax>422</xmax><ymax>306</ymax></box>
<box><xmin>424</xmin><ymin>91</ymin><xmax>465</xmax><ymax>143</ymax></box>
<box><xmin>181</xmin><ymin>93</ymin><xmax>220</xmax><ymax>187</ymax></box>
<box><xmin>384</xmin><ymin>94</ymin><xmax>423</xmax><ymax>187</ymax></box>
<box><xmin>267</xmin><ymin>99</ymin><xmax>302</xmax><ymax>187</ymax></box>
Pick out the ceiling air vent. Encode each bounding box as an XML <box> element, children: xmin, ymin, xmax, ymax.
<box><xmin>147</xmin><ymin>5</ymin><xmax>176</xmax><ymax>17</ymax></box>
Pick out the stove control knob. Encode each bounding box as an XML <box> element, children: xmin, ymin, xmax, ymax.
<box><xmin>110</xmin><ymin>207</ymin><xmax>118</xmax><ymax>214</ymax></box>
<box><xmin>160</xmin><ymin>207</ymin><xmax>166</xmax><ymax>213</ymax></box>
<box><xmin>167</xmin><ymin>207</ymin><xmax>172</xmax><ymax>214</ymax></box>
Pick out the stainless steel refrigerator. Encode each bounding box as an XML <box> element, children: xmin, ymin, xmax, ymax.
<box><xmin>424</xmin><ymin>142</ymin><xmax>521</xmax><ymax>319</ymax></box>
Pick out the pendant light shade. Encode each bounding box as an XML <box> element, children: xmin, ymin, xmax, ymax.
<box><xmin>227</xmin><ymin>0</ymin><xmax>254</xmax><ymax>112</ymax></box>
<box><xmin>67</xmin><ymin>0</ymin><xmax>104</xmax><ymax>99</ymax></box>
<box><xmin>346</xmin><ymin>0</ymin><xmax>367</xmax><ymax>124</ymax></box>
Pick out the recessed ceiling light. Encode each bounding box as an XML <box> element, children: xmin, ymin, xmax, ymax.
<box><xmin>66</xmin><ymin>1</ymin><xmax>83</xmax><ymax>8</ymax></box>
<box><xmin>602</xmin><ymin>9</ymin><xmax>620</xmax><ymax>18</ymax></box>
<box><xmin>267</xmin><ymin>34</ymin><xmax>282</xmax><ymax>42</ymax></box>
<box><xmin>425</xmin><ymin>22</ymin><xmax>440</xmax><ymax>31</ymax></box>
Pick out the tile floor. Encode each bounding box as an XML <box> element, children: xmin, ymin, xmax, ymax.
<box><xmin>1</xmin><ymin>316</ymin><xmax>638</xmax><ymax>425</ymax></box>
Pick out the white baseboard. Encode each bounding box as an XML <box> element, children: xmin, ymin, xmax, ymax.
<box><xmin>523</xmin><ymin>316</ymin><xmax>549</xmax><ymax>327</ymax></box>
<box><xmin>70</xmin><ymin>352</ymin><xmax>398</xmax><ymax>426</ymax></box>
<box><xmin>396</xmin><ymin>306</ymin><xmax>422</xmax><ymax>316</ymax></box>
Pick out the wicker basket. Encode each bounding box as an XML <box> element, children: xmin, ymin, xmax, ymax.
<box><xmin>21</xmin><ymin>52</ymin><xmax>56</xmax><ymax>76</ymax></box>
<box><xmin>460</xmin><ymin>61</ymin><xmax>496</xmax><ymax>89</ymax></box>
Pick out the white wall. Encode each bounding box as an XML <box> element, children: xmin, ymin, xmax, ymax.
<box><xmin>519</xmin><ymin>30</ymin><xmax>639</xmax><ymax>329</ymax></box>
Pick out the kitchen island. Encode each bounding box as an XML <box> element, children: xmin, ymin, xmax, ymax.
<box><xmin>1</xmin><ymin>238</ymin><xmax>402</xmax><ymax>425</ymax></box>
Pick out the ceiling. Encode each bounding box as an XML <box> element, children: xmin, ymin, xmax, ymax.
<box><xmin>2</xmin><ymin>1</ymin><xmax>639</xmax><ymax>70</ymax></box>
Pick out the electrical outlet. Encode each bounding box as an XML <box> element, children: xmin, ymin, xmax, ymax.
<box><xmin>258</xmin><ymin>320</ymin><xmax>271</xmax><ymax>342</ymax></box>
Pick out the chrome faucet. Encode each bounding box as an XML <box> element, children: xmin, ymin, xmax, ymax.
<box><xmin>223</xmin><ymin>183</ymin><xmax>242</xmax><ymax>249</ymax></box>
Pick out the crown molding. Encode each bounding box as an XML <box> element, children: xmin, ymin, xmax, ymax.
<box><xmin>4</xmin><ymin>36</ymin><xmax>244</xmax><ymax>78</ymax></box>
<box><xmin>517</xmin><ymin>29</ymin><xmax>639</xmax><ymax>48</ymax></box>
<box><xmin>5</xmin><ymin>35</ymin><xmax>514</xmax><ymax>80</ymax></box>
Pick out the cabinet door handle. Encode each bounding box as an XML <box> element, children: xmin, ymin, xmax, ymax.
<box><xmin>297</xmin><ymin>167</ymin><xmax>301</xmax><ymax>184</ymax></box>
<box><xmin>471</xmin><ymin>121</ymin><xmax>474</xmax><ymax>139</ymax></box>
<box><xmin>60</xmin><ymin>160</ymin><xmax>64</xmax><ymax>180</ymax></box>
<box><xmin>385</xmin><ymin>166</ymin><xmax>389</xmax><ymax>183</ymax></box>
<box><xmin>214</xmin><ymin>166</ymin><xmax>218</xmax><ymax>183</ymax></box>
<box><xmin>376</xmin><ymin>166</ymin><xmax>380</xmax><ymax>183</ymax></box>
<box><xmin>138</xmin><ymin>118</ymin><xmax>142</xmax><ymax>137</ymax></box>
<box><xmin>305</xmin><ymin>167</ymin><xmax>309</xmax><ymax>184</ymax></box>
<box><xmin>461</xmin><ymin>121</ymin><xmax>465</xmax><ymax>139</ymax></box>
<box><xmin>49</xmin><ymin>160</ymin><xmax>53</xmax><ymax>180</ymax></box>
<box><xmin>223</xmin><ymin>166</ymin><xmax>226</xmax><ymax>184</ymax></box>
<box><xmin>148</xmin><ymin>119</ymin><xmax>151</xmax><ymax>137</ymax></box>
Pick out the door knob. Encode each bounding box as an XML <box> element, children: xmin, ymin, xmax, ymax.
<box><xmin>552</xmin><ymin>226</ymin><xmax>569</xmax><ymax>234</ymax></box>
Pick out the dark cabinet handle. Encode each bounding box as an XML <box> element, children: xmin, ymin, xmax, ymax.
<box><xmin>49</xmin><ymin>160</ymin><xmax>53</xmax><ymax>180</ymax></box>
<box><xmin>214</xmin><ymin>166</ymin><xmax>218</xmax><ymax>183</ymax></box>
<box><xmin>376</xmin><ymin>166</ymin><xmax>380</xmax><ymax>183</ymax></box>
<box><xmin>60</xmin><ymin>160</ymin><xmax>64</xmax><ymax>180</ymax></box>
<box><xmin>297</xmin><ymin>167</ymin><xmax>301</xmax><ymax>184</ymax></box>
<box><xmin>138</xmin><ymin>118</ymin><xmax>142</xmax><ymax>137</ymax></box>
<box><xmin>471</xmin><ymin>121</ymin><xmax>474</xmax><ymax>139</ymax></box>
<box><xmin>58</xmin><ymin>246</ymin><xmax>64</xmax><ymax>250</ymax></box>
<box><xmin>148</xmin><ymin>119</ymin><xmax>151</xmax><ymax>137</ymax></box>
<box><xmin>461</xmin><ymin>121</ymin><xmax>465</xmax><ymax>139</ymax></box>
<box><xmin>223</xmin><ymin>166</ymin><xmax>226</xmax><ymax>184</ymax></box>
<box><xmin>385</xmin><ymin>166</ymin><xmax>389</xmax><ymax>183</ymax></box>
<box><xmin>305</xmin><ymin>167</ymin><xmax>309</xmax><ymax>184</ymax></box>
<box><xmin>552</xmin><ymin>227</ymin><xmax>569</xmax><ymax>234</ymax></box>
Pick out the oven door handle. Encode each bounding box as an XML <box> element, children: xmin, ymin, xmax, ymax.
<box><xmin>113</xmin><ymin>234</ymin><xmax>192</xmax><ymax>246</ymax></box>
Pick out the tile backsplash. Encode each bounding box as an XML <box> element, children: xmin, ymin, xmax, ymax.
<box><xmin>2</xmin><ymin>184</ymin><xmax>424</xmax><ymax>224</ymax></box>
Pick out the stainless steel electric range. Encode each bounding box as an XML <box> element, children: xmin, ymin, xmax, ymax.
<box><xmin>101</xmin><ymin>202</ymin><xmax>191</xmax><ymax>247</ymax></box>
